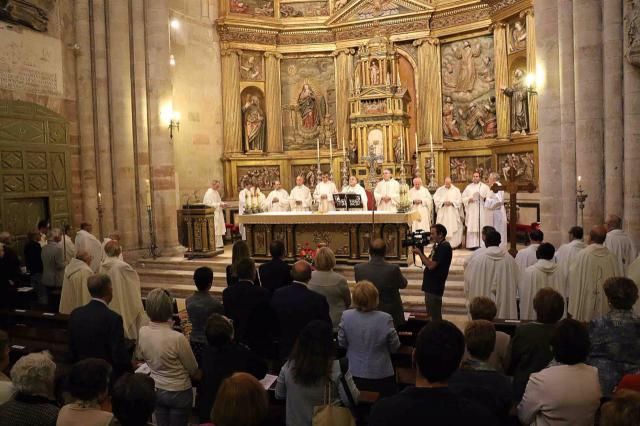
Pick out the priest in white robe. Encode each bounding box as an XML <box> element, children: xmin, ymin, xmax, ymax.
<box><xmin>290</xmin><ymin>175</ymin><xmax>312</xmax><ymax>212</ymax></box>
<box><xmin>518</xmin><ymin>243</ymin><xmax>564</xmax><ymax>319</ymax></box>
<box><xmin>203</xmin><ymin>180</ymin><xmax>227</xmax><ymax>248</ymax></box>
<box><xmin>99</xmin><ymin>241</ymin><xmax>148</xmax><ymax>340</ymax></box>
<box><xmin>433</xmin><ymin>177</ymin><xmax>463</xmax><ymax>248</ymax></box>
<box><xmin>101</xmin><ymin>231</ymin><xmax>124</xmax><ymax>262</ymax></box>
<box><xmin>604</xmin><ymin>214</ymin><xmax>638</xmax><ymax>276</ymax></box>
<box><xmin>62</xmin><ymin>227</ymin><xmax>76</xmax><ymax>263</ymax></box>
<box><xmin>515</xmin><ymin>230</ymin><xmax>544</xmax><ymax>274</ymax></box>
<box><xmin>556</xmin><ymin>226</ymin><xmax>587</xmax><ymax>295</ymax></box>
<box><xmin>374</xmin><ymin>169</ymin><xmax>400</xmax><ymax>212</ymax></box>
<box><xmin>568</xmin><ymin>226</ymin><xmax>624</xmax><ymax>322</ymax></box>
<box><xmin>342</xmin><ymin>176</ymin><xmax>368</xmax><ymax>211</ymax></box>
<box><xmin>461</xmin><ymin>172</ymin><xmax>491</xmax><ymax>248</ymax></box>
<box><xmin>59</xmin><ymin>251</ymin><xmax>94</xmax><ymax>314</ymax></box>
<box><xmin>74</xmin><ymin>222</ymin><xmax>103</xmax><ymax>273</ymax></box>
<box><xmin>485</xmin><ymin>173</ymin><xmax>508</xmax><ymax>250</ymax></box>
<box><xmin>313</xmin><ymin>173</ymin><xmax>338</xmax><ymax>212</ymax></box>
<box><xmin>464</xmin><ymin>230</ymin><xmax>519</xmax><ymax>319</ymax></box>
<box><xmin>408</xmin><ymin>177</ymin><xmax>433</xmax><ymax>231</ymax></box>
<box><xmin>464</xmin><ymin>225</ymin><xmax>496</xmax><ymax>268</ymax></box>
<box><xmin>264</xmin><ymin>180</ymin><xmax>290</xmax><ymax>212</ymax></box>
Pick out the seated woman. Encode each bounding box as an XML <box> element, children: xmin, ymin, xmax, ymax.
<box><xmin>587</xmin><ymin>277</ymin><xmax>640</xmax><ymax>397</ymax></box>
<box><xmin>338</xmin><ymin>280</ymin><xmax>400</xmax><ymax>397</ymax></box>
<box><xmin>600</xmin><ymin>390</ymin><xmax>640</xmax><ymax>426</ymax></box>
<box><xmin>468</xmin><ymin>297</ymin><xmax>510</xmax><ymax>372</ymax></box>
<box><xmin>0</xmin><ymin>352</ymin><xmax>59</xmax><ymax>425</ymax></box>
<box><xmin>57</xmin><ymin>358</ymin><xmax>113</xmax><ymax>426</ymax></box>
<box><xmin>197</xmin><ymin>314</ymin><xmax>267</xmax><ymax>424</ymax></box>
<box><xmin>308</xmin><ymin>247</ymin><xmax>351</xmax><ymax>330</ymax></box>
<box><xmin>518</xmin><ymin>319</ymin><xmax>601</xmax><ymax>425</ymax></box>
<box><xmin>211</xmin><ymin>373</ymin><xmax>269</xmax><ymax>426</ymax></box>
<box><xmin>276</xmin><ymin>320</ymin><xmax>359</xmax><ymax>426</ymax></box>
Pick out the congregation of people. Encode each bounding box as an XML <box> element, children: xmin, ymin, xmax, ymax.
<box><xmin>0</xmin><ymin>203</ymin><xmax>639</xmax><ymax>425</ymax></box>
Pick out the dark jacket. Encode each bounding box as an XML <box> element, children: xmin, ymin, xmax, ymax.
<box><xmin>270</xmin><ymin>282</ymin><xmax>331</xmax><ymax>360</ymax></box>
<box><xmin>258</xmin><ymin>258</ymin><xmax>292</xmax><ymax>295</ymax></box>
<box><xmin>0</xmin><ymin>393</ymin><xmax>59</xmax><ymax>426</ymax></box>
<box><xmin>68</xmin><ymin>300</ymin><xmax>132</xmax><ymax>379</ymax></box>
<box><xmin>24</xmin><ymin>240</ymin><xmax>43</xmax><ymax>274</ymax></box>
<box><xmin>354</xmin><ymin>256</ymin><xmax>408</xmax><ymax>326</ymax></box>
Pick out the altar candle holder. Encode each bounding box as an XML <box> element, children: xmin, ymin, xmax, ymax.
<box><xmin>147</xmin><ymin>204</ymin><xmax>158</xmax><ymax>259</ymax></box>
<box><xmin>576</xmin><ymin>178</ymin><xmax>588</xmax><ymax>227</ymax></box>
<box><xmin>97</xmin><ymin>192</ymin><xmax>105</xmax><ymax>240</ymax></box>
<box><xmin>427</xmin><ymin>152</ymin><xmax>438</xmax><ymax>192</ymax></box>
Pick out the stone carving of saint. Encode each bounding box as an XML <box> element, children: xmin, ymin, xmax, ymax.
<box><xmin>459</xmin><ymin>103</ymin><xmax>486</xmax><ymax>140</ymax></box>
<box><xmin>442</xmin><ymin>97</ymin><xmax>461</xmax><ymax>139</ymax></box>
<box><xmin>297</xmin><ymin>83</ymin><xmax>320</xmax><ymax>130</ymax></box>
<box><xmin>242</xmin><ymin>95</ymin><xmax>266</xmax><ymax>152</ymax></box>
<box><xmin>393</xmin><ymin>138</ymin><xmax>403</xmax><ymax>163</ymax></box>
<box><xmin>483</xmin><ymin>96</ymin><xmax>497</xmax><ymax>136</ymax></box>
<box><xmin>442</xmin><ymin>60</ymin><xmax>457</xmax><ymax>89</ymax></box>
<box><xmin>349</xmin><ymin>140</ymin><xmax>358</xmax><ymax>164</ymax></box>
<box><xmin>240</xmin><ymin>55</ymin><xmax>261</xmax><ymax>80</ymax></box>
<box><xmin>454</xmin><ymin>41</ymin><xmax>480</xmax><ymax>92</ymax></box>
<box><xmin>370</xmin><ymin>61</ymin><xmax>380</xmax><ymax>85</ymax></box>
<box><xmin>510</xmin><ymin>21</ymin><xmax>527</xmax><ymax>52</ymax></box>
<box><xmin>502</xmin><ymin>69</ymin><xmax>529</xmax><ymax>135</ymax></box>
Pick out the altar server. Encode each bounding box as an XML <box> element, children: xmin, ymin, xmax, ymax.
<box><xmin>485</xmin><ymin>173</ymin><xmax>508</xmax><ymax>250</ymax></box>
<box><xmin>518</xmin><ymin>243</ymin><xmax>564</xmax><ymax>319</ymax></box>
<box><xmin>374</xmin><ymin>168</ymin><xmax>400</xmax><ymax>212</ymax></box>
<box><xmin>461</xmin><ymin>172</ymin><xmax>491</xmax><ymax>249</ymax></box>
<box><xmin>604</xmin><ymin>214</ymin><xmax>637</xmax><ymax>276</ymax></box>
<box><xmin>290</xmin><ymin>175</ymin><xmax>312</xmax><ymax>211</ymax></box>
<box><xmin>433</xmin><ymin>177</ymin><xmax>463</xmax><ymax>248</ymax></box>
<box><xmin>342</xmin><ymin>176</ymin><xmax>368</xmax><ymax>211</ymax></box>
<box><xmin>203</xmin><ymin>180</ymin><xmax>227</xmax><ymax>248</ymax></box>
<box><xmin>314</xmin><ymin>172</ymin><xmax>338</xmax><ymax>211</ymax></box>
<box><xmin>408</xmin><ymin>177</ymin><xmax>433</xmax><ymax>231</ymax></box>
<box><xmin>265</xmin><ymin>180</ymin><xmax>290</xmax><ymax>212</ymax></box>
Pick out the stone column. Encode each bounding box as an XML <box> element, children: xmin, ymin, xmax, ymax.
<box><xmin>144</xmin><ymin>0</ymin><xmax>179</xmax><ymax>250</ymax></box>
<box><xmin>221</xmin><ymin>48</ymin><xmax>242</xmax><ymax>154</ymax></box>
<box><xmin>264</xmin><ymin>52</ymin><xmax>283</xmax><ymax>153</ymax></box>
<box><xmin>603</xmin><ymin>0</ymin><xmax>624</xmax><ymax>217</ymax></box>
<box><xmin>558</xmin><ymin>0</ymin><xmax>577</xmax><ymax>239</ymax></box>
<box><xmin>413</xmin><ymin>37</ymin><xmax>442</xmax><ymax>145</ymax></box>
<box><xmin>493</xmin><ymin>23</ymin><xmax>510</xmax><ymax>140</ymax></box>
<box><xmin>573</xmin><ymin>0</ymin><xmax>604</xmax><ymax>231</ymax></box>
<box><xmin>535</xmin><ymin>0</ymin><xmax>563</xmax><ymax>245</ymax></box>
<box><xmin>524</xmin><ymin>10</ymin><xmax>538</xmax><ymax>133</ymax></box>
<box><xmin>334</xmin><ymin>49</ymin><xmax>354</xmax><ymax>148</ymax></box>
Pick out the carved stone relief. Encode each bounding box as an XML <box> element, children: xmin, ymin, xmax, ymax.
<box><xmin>0</xmin><ymin>0</ymin><xmax>55</xmax><ymax>32</ymax></box>
<box><xmin>237</xmin><ymin>166</ymin><xmax>281</xmax><ymax>191</ymax></box>
<box><xmin>497</xmin><ymin>151</ymin><xmax>536</xmax><ymax>184</ymax></box>
<box><xmin>626</xmin><ymin>0</ymin><xmax>640</xmax><ymax>66</ymax></box>
<box><xmin>449</xmin><ymin>155</ymin><xmax>493</xmax><ymax>184</ymax></box>
<box><xmin>290</xmin><ymin>163</ymin><xmax>330</xmax><ymax>190</ymax></box>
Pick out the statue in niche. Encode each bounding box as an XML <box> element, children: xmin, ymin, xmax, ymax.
<box><xmin>393</xmin><ymin>138</ymin><xmax>403</xmax><ymax>163</ymax></box>
<box><xmin>242</xmin><ymin>94</ymin><xmax>266</xmax><ymax>152</ymax></box>
<box><xmin>0</xmin><ymin>0</ymin><xmax>54</xmax><ymax>32</ymax></box>
<box><xmin>510</xmin><ymin>21</ymin><xmax>527</xmax><ymax>52</ymax></box>
<box><xmin>483</xmin><ymin>96</ymin><xmax>497</xmax><ymax>136</ymax></box>
<box><xmin>297</xmin><ymin>83</ymin><xmax>320</xmax><ymax>130</ymax></box>
<box><xmin>453</xmin><ymin>41</ymin><xmax>481</xmax><ymax>92</ymax></box>
<box><xmin>502</xmin><ymin>69</ymin><xmax>529</xmax><ymax>135</ymax></box>
<box><xmin>348</xmin><ymin>140</ymin><xmax>358</xmax><ymax>164</ymax></box>
<box><xmin>370</xmin><ymin>60</ymin><xmax>380</xmax><ymax>85</ymax></box>
<box><xmin>442</xmin><ymin>97</ymin><xmax>461</xmax><ymax>140</ymax></box>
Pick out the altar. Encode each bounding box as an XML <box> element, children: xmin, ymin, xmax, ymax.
<box><xmin>239</xmin><ymin>211</ymin><xmax>419</xmax><ymax>266</ymax></box>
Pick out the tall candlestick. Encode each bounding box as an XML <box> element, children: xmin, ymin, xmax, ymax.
<box><xmin>145</xmin><ymin>179</ymin><xmax>151</xmax><ymax>206</ymax></box>
<box><xmin>430</xmin><ymin>132</ymin><xmax>434</xmax><ymax>154</ymax></box>
<box><xmin>329</xmin><ymin>137</ymin><xmax>332</xmax><ymax>163</ymax></box>
<box><xmin>415</xmin><ymin>133</ymin><xmax>418</xmax><ymax>155</ymax></box>
<box><xmin>316</xmin><ymin>138</ymin><xmax>320</xmax><ymax>163</ymax></box>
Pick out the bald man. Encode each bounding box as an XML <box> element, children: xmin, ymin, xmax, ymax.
<box><xmin>409</xmin><ymin>177</ymin><xmax>433</xmax><ymax>232</ymax></box>
<box><xmin>59</xmin><ymin>251</ymin><xmax>94</xmax><ymax>314</ymax></box>
<box><xmin>604</xmin><ymin>214</ymin><xmax>637</xmax><ymax>276</ymax></box>
<box><xmin>433</xmin><ymin>177</ymin><xmax>463</xmax><ymax>248</ymax></box>
<box><xmin>568</xmin><ymin>225</ymin><xmax>623</xmax><ymax>321</ymax></box>
<box><xmin>374</xmin><ymin>169</ymin><xmax>400</xmax><ymax>212</ymax></box>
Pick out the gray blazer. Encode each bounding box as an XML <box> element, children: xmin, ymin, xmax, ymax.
<box><xmin>354</xmin><ymin>256</ymin><xmax>408</xmax><ymax>326</ymax></box>
<box><xmin>308</xmin><ymin>270</ymin><xmax>351</xmax><ymax>329</ymax></box>
<box><xmin>41</xmin><ymin>242</ymin><xmax>64</xmax><ymax>288</ymax></box>
<box><xmin>338</xmin><ymin>309</ymin><xmax>400</xmax><ymax>379</ymax></box>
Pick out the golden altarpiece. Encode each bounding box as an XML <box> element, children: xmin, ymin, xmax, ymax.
<box><xmin>219</xmin><ymin>0</ymin><xmax>540</xmax><ymax>223</ymax></box>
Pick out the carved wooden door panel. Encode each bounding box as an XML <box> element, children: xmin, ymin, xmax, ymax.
<box><xmin>4</xmin><ymin>197</ymin><xmax>48</xmax><ymax>256</ymax></box>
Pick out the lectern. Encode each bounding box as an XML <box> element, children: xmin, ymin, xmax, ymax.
<box><xmin>178</xmin><ymin>204</ymin><xmax>223</xmax><ymax>258</ymax></box>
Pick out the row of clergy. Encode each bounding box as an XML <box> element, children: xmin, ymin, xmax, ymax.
<box><xmin>203</xmin><ymin>169</ymin><xmax>508</xmax><ymax>250</ymax></box>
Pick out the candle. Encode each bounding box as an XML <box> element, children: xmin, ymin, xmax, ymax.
<box><xmin>145</xmin><ymin>179</ymin><xmax>151</xmax><ymax>207</ymax></box>
<box><xmin>316</xmin><ymin>138</ymin><xmax>320</xmax><ymax>163</ymax></box>
<box><xmin>415</xmin><ymin>133</ymin><xmax>418</xmax><ymax>155</ymax></box>
<box><xmin>578</xmin><ymin>175</ymin><xmax>582</xmax><ymax>182</ymax></box>
<box><xmin>342</xmin><ymin>139</ymin><xmax>346</xmax><ymax>158</ymax></box>
<box><xmin>329</xmin><ymin>137</ymin><xmax>333</xmax><ymax>163</ymax></box>
<box><xmin>430</xmin><ymin>132</ymin><xmax>434</xmax><ymax>154</ymax></box>
<box><xmin>97</xmin><ymin>192</ymin><xmax>102</xmax><ymax>204</ymax></box>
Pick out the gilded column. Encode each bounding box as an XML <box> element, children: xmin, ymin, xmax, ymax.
<box><xmin>334</xmin><ymin>49</ymin><xmax>354</xmax><ymax>147</ymax></box>
<box><xmin>265</xmin><ymin>52</ymin><xmax>283</xmax><ymax>153</ymax></box>
<box><xmin>493</xmin><ymin>22</ymin><xmax>510</xmax><ymax>140</ymax></box>
<box><xmin>524</xmin><ymin>10</ymin><xmax>538</xmax><ymax>133</ymax></box>
<box><xmin>221</xmin><ymin>48</ymin><xmax>243</xmax><ymax>154</ymax></box>
<box><xmin>413</xmin><ymin>37</ymin><xmax>442</xmax><ymax>145</ymax></box>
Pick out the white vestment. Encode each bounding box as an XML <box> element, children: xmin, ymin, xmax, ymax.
<box><xmin>604</xmin><ymin>229</ymin><xmax>638</xmax><ymax>276</ymax></box>
<box><xmin>515</xmin><ymin>244</ymin><xmax>541</xmax><ymax>275</ymax></box>
<box><xmin>568</xmin><ymin>244</ymin><xmax>623</xmax><ymax>322</ymax></box>
<box><xmin>461</xmin><ymin>182</ymin><xmax>491</xmax><ymax>248</ymax></box>
<box><xmin>74</xmin><ymin>230</ymin><xmax>103</xmax><ymax>273</ymax></box>
<box><xmin>101</xmin><ymin>238</ymin><xmax>124</xmax><ymax>262</ymax></box>
<box><xmin>265</xmin><ymin>189</ymin><xmax>290</xmax><ymax>212</ymax></box>
<box><xmin>202</xmin><ymin>188</ymin><xmax>226</xmax><ymax>248</ymax></box>
<box><xmin>374</xmin><ymin>179</ymin><xmax>400</xmax><ymax>212</ymax></box>
<box><xmin>58</xmin><ymin>258</ymin><xmax>94</xmax><ymax>314</ymax></box>
<box><xmin>628</xmin><ymin>256</ymin><xmax>640</xmax><ymax>315</ymax></box>
<box><xmin>556</xmin><ymin>239</ymin><xmax>587</xmax><ymax>296</ymax></box>
<box><xmin>342</xmin><ymin>184</ymin><xmax>368</xmax><ymax>211</ymax></box>
<box><xmin>518</xmin><ymin>259</ymin><xmax>564</xmax><ymax>320</ymax></box>
<box><xmin>464</xmin><ymin>246</ymin><xmax>519</xmax><ymax>319</ymax></box>
<box><xmin>99</xmin><ymin>256</ymin><xmax>149</xmax><ymax>340</ymax></box>
<box><xmin>313</xmin><ymin>181</ymin><xmax>338</xmax><ymax>212</ymax></box>
<box><xmin>408</xmin><ymin>187</ymin><xmax>433</xmax><ymax>231</ymax></box>
<box><xmin>485</xmin><ymin>184</ymin><xmax>507</xmax><ymax>249</ymax></box>
<box><xmin>62</xmin><ymin>235</ymin><xmax>76</xmax><ymax>263</ymax></box>
<box><xmin>289</xmin><ymin>185</ymin><xmax>312</xmax><ymax>211</ymax></box>
<box><xmin>433</xmin><ymin>185</ymin><xmax>463</xmax><ymax>248</ymax></box>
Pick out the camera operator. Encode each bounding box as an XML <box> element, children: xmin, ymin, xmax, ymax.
<box><xmin>412</xmin><ymin>224</ymin><xmax>453</xmax><ymax>321</ymax></box>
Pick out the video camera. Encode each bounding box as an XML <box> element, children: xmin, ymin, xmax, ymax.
<box><xmin>401</xmin><ymin>229</ymin><xmax>431</xmax><ymax>250</ymax></box>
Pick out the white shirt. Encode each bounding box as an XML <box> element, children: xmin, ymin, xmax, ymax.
<box><xmin>314</xmin><ymin>181</ymin><xmax>338</xmax><ymax>210</ymax></box>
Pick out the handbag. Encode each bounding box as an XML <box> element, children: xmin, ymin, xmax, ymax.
<box><xmin>312</xmin><ymin>376</ymin><xmax>356</xmax><ymax>426</ymax></box>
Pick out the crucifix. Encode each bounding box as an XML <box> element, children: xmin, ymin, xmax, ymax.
<box><xmin>491</xmin><ymin>166</ymin><xmax>536</xmax><ymax>257</ymax></box>
<box><xmin>362</xmin><ymin>145</ymin><xmax>384</xmax><ymax>190</ymax></box>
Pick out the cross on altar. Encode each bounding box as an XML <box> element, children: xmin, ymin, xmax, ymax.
<box><xmin>362</xmin><ymin>146</ymin><xmax>384</xmax><ymax>190</ymax></box>
<box><xmin>491</xmin><ymin>166</ymin><xmax>536</xmax><ymax>257</ymax></box>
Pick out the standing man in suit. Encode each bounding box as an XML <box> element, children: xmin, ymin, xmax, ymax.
<box><xmin>68</xmin><ymin>274</ymin><xmax>132</xmax><ymax>381</ymax></box>
<box><xmin>259</xmin><ymin>240</ymin><xmax>292</xmax><ymax>296</ymax></box>
<box><xmin>355</xmin><ymin>239</ymin><xmax>408</xmax><ymax>326</ymax></box>
<box><xmin>271</xmin><ymin>260</ymin><xmax>331</xmax><ymax>360</ymax></box>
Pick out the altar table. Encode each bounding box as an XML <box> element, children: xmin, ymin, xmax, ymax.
<box><xmin>238</xmin><ymin>211</ymin><xmax>419</xmax><ymax>265</ymax></box>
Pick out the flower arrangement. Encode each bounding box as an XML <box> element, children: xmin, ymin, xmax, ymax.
<box><xmin>299</xmin><ymin>242</ymin><xmax>318</xmax><ymax>265</ymax></box>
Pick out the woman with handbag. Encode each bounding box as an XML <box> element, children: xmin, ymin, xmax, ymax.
<box><xmin>275</xmin><ymin>320</ymin><xmax>359</xmax><ymax>426</ymax></box>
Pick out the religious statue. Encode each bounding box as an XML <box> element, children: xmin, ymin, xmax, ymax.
<box><xmin>348</xmin><ymin>140</ymin><xmax>358</xmax><ymax>164</ymax></box>
<box><xmin>510</xmin><ymin>21</ymin><xmax>527</xmax><ymax>52</ymax></box>
<box><xmin>370</xmin><ymin>60</ymin><xmax>380</xmax><ymax>85</ymax></box>
<box><xmin>240</xmin><ymin>54</ymin><xmax>261</xmax><ymax>80</ymax></box>
<box><xmin>454</xmin><ymin>41</ymin><xmax>481</xmax><ymax>92</ymax></box>
<box><xmin>483</xmin><ymin>96</ymin><xmax>497</xmax><ymax>136</ymax></box>
<box><xmin>442</xmin><ymin>97</ymin><xmax>461</xmax><ymax>139</ymax></box>
<box><xmin>442</xmin><ymin>60</ymin><xmax>457</xmax><ymax>89</ymax></box>
<box><xmin>242</xmin><ymin>95</ymin><xmax>266</xmax><ymax>152</ymax></box>
<box><xmin>393</xmin><ymin>138</ymin><xmax>403</xmax><ymax>163</ymax></box>
<box><xmin>322</xmin><ymin>114</ymin><xmax>335</xmax><ymax>145</ymax></box>
<box><xmin>479</xmin><ymin>56</ymin><xmax>495</xmax><ymax>83</ymax></box>
<box><xmin>459</xmin><ymin>103</ymin><xmax>486</xmax><ymax>140</ymax></box>
<box><xmin>297</xmin><ymin>83</ymin><xmax>320</xmax><ymax>130</ymax></box>
<box><xmin>502</xmin><ymin>69</ymin><xmax>529</xmax><ymax>135</ymax></box>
